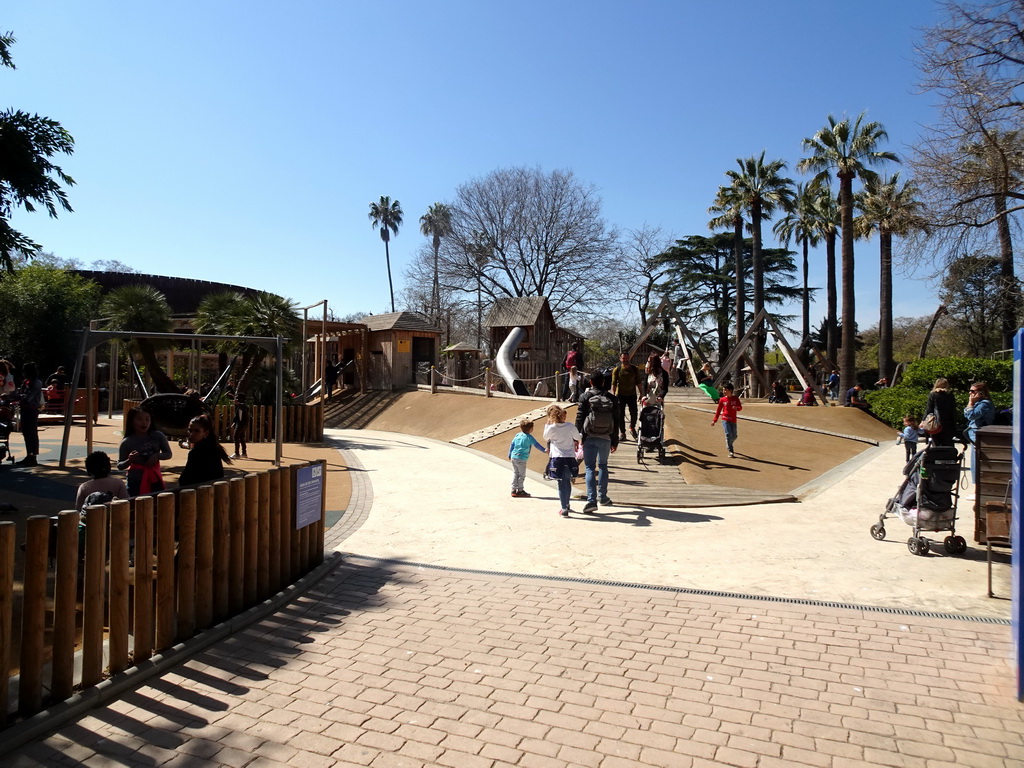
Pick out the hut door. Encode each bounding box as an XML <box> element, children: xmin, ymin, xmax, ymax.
<box><xmin>412</xmin><ymin>337</ymin><xmax>435</xmax><ymax>385</ymax></box>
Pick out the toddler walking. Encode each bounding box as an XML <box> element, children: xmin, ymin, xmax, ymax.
<box><xmin>711</xmin><ymin>383</ymin><xmax>743</xmax><ymax>458</ymax></box>
<box><xmin>897</xmin><ymin>415</ymin><xmax>922</xmax><ymax>461</ymax></box>
<box><xmin>508</xmin><ymin>419</ymin><xmax>546</xmax><ymax>497</ymax></box>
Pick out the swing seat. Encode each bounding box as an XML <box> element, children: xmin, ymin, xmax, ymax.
<box><xmin>139</xmin><ymin>393</ymin><xmax>211</xmax><ymax>440</ymax></box>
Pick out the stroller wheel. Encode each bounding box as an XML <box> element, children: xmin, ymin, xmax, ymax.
<box><xmin>907</xmin><ymin>537</ymin><xmax>928</xmax><ymax>556</ymax></box>
<box><xmin>944</xmin><ymin>535</ymin><xmax>968</xmax><ymax>555</ymax></box>
<box><xmin>870</xmin><ymin>523</ymin><xmax>885</xmax><ymax>541</ymax></box>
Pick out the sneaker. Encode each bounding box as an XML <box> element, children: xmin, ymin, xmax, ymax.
<box><xmin>559</xmin><ymin>508</ymin><xmax>569</xmax><ymax>517</ymax></box>
<box><xmin>16</xmin><ymin>456</ymin><xmax>37</xmax><ymax>466</ymax></box>
<box><xmin>230</xmin><ymin>454</ymin><xmax>241</xmax><ymax>459</ymax></box>
<box><xmin>518</xmin><ymin>490</ymin><xmax>531</xmax><ymax>497</ymax></box>
<box><xmin>599</xmin><ymin>496</ymin><xmax>613</xmax><ymax>506</ymax></box>
<box><xmin>242</xmin><ymin>453</ymin><xmax>248</xmax><ymax>458</ymax></box>
<box><xmin>728</xmin><ymin>452</ymin><xmax>736</xmax><ymax>458</ymax></box>
<box><xmin>582</xmin><ymin>501</ymin><xmax>598</xmax><ymax>514</ymax></box>
<box><xmin>619</xmin><ymin>433</ymin><xmax>627</xmax><ymax>442</ymax></box>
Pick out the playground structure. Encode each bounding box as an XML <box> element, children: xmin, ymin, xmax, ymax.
<box><xmin>485</xmin><ymin>297</ymin><xmax>581</xmax><ymax>396</ymax></box>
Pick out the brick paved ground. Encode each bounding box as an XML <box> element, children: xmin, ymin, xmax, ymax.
<box><xmin>7</xmin><ymin>555</ymin><xmax>1022</xmax><ymax>768</ymax></box>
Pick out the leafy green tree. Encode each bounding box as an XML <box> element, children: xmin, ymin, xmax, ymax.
<box><xmin>658</xmin><ymin>234</ymin><xmax>801</xmax><ymax>358</ymax></box>
<box><xmin>722</xmin><ymin>152</ymin><xmax>795</xmax><ymax>394</ymax></box>
<box><xmin>940</xmin><ymin>253</ymin><xmax>1006</xmax><ymax>358</ymax></box>
<box><xmin>0</xmin><ymin>33</ymin><xmax>76</xmax><ymax>271</ymax></box>
<box><xmin>0</xmin><ymin>265</ymin><xmax>99</xmax><ymax>375</ymax></box>
<box><xmin>855</xmin><ymin>172</ymin><xmax>927</xmax><ymax>381</ymax></box>
<box><xmin>100</xmin><ymin>284</ymin><xmax>179</xmax><ymax>394</ymax></box>
<box><xmin>198</xmin><ymin>291</ymin><xmax>300</xmax><ymax>402</ymax></box>
<box><xmin>419</xmin><ymin>203</ymin><xmax>452</xmax><ymax>325</ymax></box>
<box><xmin>809</xmin><ymin>185</ymin><xmax>841</xmax><ymax>365</ymax></box>
<box><xmin>369</xmin><ymin>196</ymin><xmax>403</xmax><ymax>312</ymax></box>
<box><xmin>708</xmin><ymin>185</ymin><xmax>747</xmax><ymax>382</ymax></box>
<box><xmin>773</xmin><ymin>182</ymin><xmax>821</xmax><ymax>343</ymax></box>
<box><xmin>799</xmin><ymin>113</ymin><xmax>897</xmax><ymax>397</ymax></box>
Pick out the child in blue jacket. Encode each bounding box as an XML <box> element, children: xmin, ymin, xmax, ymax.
<box><xmin>508</xmin><ymin>419</ymin><xmax>546</xmax><ymax>497</ymax></box>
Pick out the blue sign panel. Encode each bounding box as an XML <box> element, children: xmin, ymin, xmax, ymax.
<box><xmin>1014</xmin><ymin>331</ymin><xmax>1023</xmax><ymax>700</ymax></box>
<box><xmin>296</xmin><ymin>463</ymin><xmax>323</xmax><ymax>530</ymax></box>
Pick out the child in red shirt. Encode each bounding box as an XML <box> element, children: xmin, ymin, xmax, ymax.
<box><xmin>711</xmin><ymin>383</ymin><xmax>743</xmax><ymax>458</ymax></box>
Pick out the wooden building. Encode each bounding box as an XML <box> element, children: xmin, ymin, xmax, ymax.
<box><xmin>363</xmin><ymin>312</ymin><xmax>443</xmax><ymax>390</ymax></box>
<box><xmin>484</xmin><ymin>297</ymin><xmax>582</xmax><ymax>383</ymax></box>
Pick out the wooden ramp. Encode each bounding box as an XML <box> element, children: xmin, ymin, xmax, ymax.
<box><xmin>588</xmin><ymin>438</ymin><xmax>797</xmax><ymax>508</ymax></box>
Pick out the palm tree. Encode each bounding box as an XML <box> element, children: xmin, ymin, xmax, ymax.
<box><xmin>708</xmin><ymin>185</ymin><xmax>747</xmax><ymax>383</ymax></box>
<box><xmin>773</xmin><ymin>182</ymin><xmax>821</xmax><ymax>343</ymax></box>
<box><xmin>799</xmin><ymin>113</ymin><xmax>896</xmax><ymax>396</ymax></box>
<box><xmin>419</xmin><ymin>203</ymin><xmax>452</xmax><ymax>325</ymax></box>
<box><xmin>195</xmin><ymin>291</ymin><xmax>249</xmax><ymax>392</ymax></box>
<box><xmin>809</xmin><ymin>185</ymin><xmax>841</xmax><ymax>366</ymax></box>
<box><xmin>99</xmin><ymin>284</ymin><xmax>180</xmax><ymax>394</ymax></box>
<box><xmin>229</xmin><ymin>292</ymin><xmax>300</xmax><ymax>400</ymax></box>
<box><xmin>368</xmin><ymin>196</ymin><xmax>403</xmax><ymax>312</ymax></box>
<box><xmin>855</xmin><ymin>172</ymin><xmax>927</xmax><ymax>382</ymax></box>
<box><xmin>723</xmin><ymin>152</ymin><xmax>795</xmax><ymax>394</ymax></box>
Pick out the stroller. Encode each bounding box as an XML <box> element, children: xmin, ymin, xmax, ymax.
<box><xmin>870</xmin><ymin>443</ymin><xmax>967</xmax><ymax>556</ymax></box>
<box><xmin>636</xmin><ymin>397</ymin><xmax>666</xmax><ymax>464</ymax></box>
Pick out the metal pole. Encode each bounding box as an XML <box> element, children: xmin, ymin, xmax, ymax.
<box><xmin>275</xmin><ymin>335</ymin><xmax>284</xmax><ymax>467</ymax></box>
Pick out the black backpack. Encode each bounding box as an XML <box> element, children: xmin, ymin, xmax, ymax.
<box><xmin>583</xmin><ymin>391</ymin><xmax>615</xmax><ymax>438</ymax></box>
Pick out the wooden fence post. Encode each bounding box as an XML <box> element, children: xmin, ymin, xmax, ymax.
<box><xmin>81</xmin><ymin>504</ymin><xmax>107</xmax><ymax>688</ymax></box>
<box><xmin>108</xmin><ymin>501</ymin><xmax>131</xmax><ymax>675</ymax></box>
<box><xmin>176</xmin><ymin>490</ymin><xmax>197</xmax><ymax>642</ymax></box>
<box><xmin>228</xmin><ymin>477</ymin><xmax>245</xmax><ymax>615</ymax></box>
<box><xmin>18</xmin><ymin>516</ymin><xmax>49</xmax><ymax>715</ymax></box>
<box><xmin>155</xmin><ymin>493</ymin><xmax>176</xmax><ymax>653</ymax></box>
<box><xmin>244</xmin><ymin>474</ymin><xmax>258</xmax><ymax>608</ymax></box>
<box><xmin>0</xmin><ymin>521</ymin><xmax>14</xmax><ymax>724</ymax></box>
<box><xmin>196</xmin><ymin>485</ymin><xmax>214</xmax><ymax>631</ymax></box>
<box><xmin>51</xmin><ymin>510</ymin><xmax>80</xmax><ymax>701</ymax></box>
<box><xmin>257</xmin><ymin>472</ymin><xmax>271</xmax><ymax>601</ymax></box>
<box><xmin>133</xmin><ymin>496</ymin><xmax>154</xmax><ymax>663</ymax></box>
<box><xmin>485</xmin><ymin>368</ymin><xmax>492</xmax><ymax>397</ymax></box>
<box><xmin>213</xmin><ymin>481</ymin><xmax>230</xmax><ymax>623</ymax></box>
<box><xmin>269</xmin><ymin>468</ymin><xmax>282</xmax><ymax>593</ymax></box>
<box><xmin>281</xmin><ymin>464</ymin><xmax>293</xmax><ymax>583</ymax></box>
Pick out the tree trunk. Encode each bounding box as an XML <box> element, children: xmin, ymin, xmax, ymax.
<box><xmin>751</xmin><ymin>200</ymin><xmax>764</xmax><ymax>396</ymax></box>
<box><xmin>136</xmin><ymin>340</ymin><xmax>180</xmax><ymax>394</ymax></box>
<box><xmin>733</xmin><ymin>215</ymin><xmax>745</xmax><ymax>387</ymax></box>
<box><xmin>878</xmin><ymin>229</ymin><xmax>893</xmax><ymax>383</ymax></box>
<box><xmin>432</xmin><ymin>239</ymin><xmax>440</xmax><ymax>326</ymax></box>
<box><xmin>385</xmin><ymin>238</ymin><xmax>395</xmax><ymax>313</ymax></box>
<box><xmin>995</xmin><ymin>193</ymin><xmax>1019</xmax><ymax>351</ymax></box>
<box><xmin>826</xmin><ymin>231</ymin><xmax>838</xmax><ymax>365</ymax></box>
<box><xmin>235</xmin><ymin>349</ymin><xmax>267</xmax><ymax>402</ymax></box>
<box><xmin>801</xmin><ymin>238</ymin><xmax>810</xmax><ymax>342</ymax></box>
<box><xmin>839</xmin><ymin>174</ymin><xmax>856</xmax><ymax>397</ymax></box>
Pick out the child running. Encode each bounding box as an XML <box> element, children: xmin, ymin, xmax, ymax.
<box><xmin>711</xmin><ymin>383</ymin><xmax>743</xmax><ymax>458</ymax></box>
<box><xmin>898</xmin><ymin>415</ymin><xmax>922</xmax><ymax>462</ymax></box>
<box><xmin>543</xmin><ymin>403</ymin><xmax>581</xmax><ymax>518</ymax></box>
<box><xmin>508</xmin><ymin>418</ymin><xmax>546</xmax><ymax>497</ymax></box>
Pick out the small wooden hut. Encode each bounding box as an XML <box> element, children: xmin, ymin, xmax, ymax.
<box><xmin>363</xmin><ymin>312</ymin><xmax>443</xmax><ymax>390</ymax></box>
<box><xmin>484</xmin><ymin>297</ymin><xmax>582</xmax><ymax>383</ymax></box>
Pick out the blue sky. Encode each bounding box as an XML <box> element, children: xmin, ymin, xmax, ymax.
<box><xmin>5</xmin><ymin>1</ymin><xmax>946</xmax><ymax>331</ymax></box>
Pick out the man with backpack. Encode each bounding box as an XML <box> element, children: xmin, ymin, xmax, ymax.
<box><xmin>574</xmin><ymin>369</ymin><xmax>622</xmax><ymax>514</ymax></box>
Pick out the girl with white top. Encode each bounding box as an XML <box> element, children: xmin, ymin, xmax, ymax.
<box><xmin>543</xmin><ymin>403</ymin><xmax>581</xmax><ymax>518</ymax></box>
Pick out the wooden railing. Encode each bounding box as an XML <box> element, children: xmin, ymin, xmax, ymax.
<box><xmin>0</xmin><ymin>461</ymin><xmax>326</xmax><ymax>722</ymax></box>
<box><xmin>123</xmin><ymin>400</ymin><xmax>324</xmax><ymax>444</ymax></box>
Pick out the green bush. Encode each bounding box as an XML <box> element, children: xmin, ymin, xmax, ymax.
<box><xmin>865</xmin><ymin>384</ymin><xmax>1013</xmax><ymax>430</ymax></box>
<box><xmin>899</xmin><ymin>357</ymin><xmax>1012</xmax><ymax>392</ymax></box>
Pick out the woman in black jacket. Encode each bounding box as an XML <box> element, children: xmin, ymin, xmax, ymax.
<box><xmin>179</xmin><ymin>414</ymin><xmax>232</xmax><ymax>487</ymax></box>
<box><xmin>924</xmin><ymin>377</ymin><xmax>958</xmax><ymax>447</ymax></box>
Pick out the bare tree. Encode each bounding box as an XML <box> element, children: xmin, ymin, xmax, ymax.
<box><xmin>913</xmin><ymin>0</ymin><xmax>1024</xmax><ymax>347</ymax></box>
<box><xmin>621</xmin><ymin>224</ymin><xmax>674</xmax><ymax>324</ymax></box>
<box><xmin>437</xmin><ymin>167</ymin><xmax>619</xmax><ymax>322</ymax></box>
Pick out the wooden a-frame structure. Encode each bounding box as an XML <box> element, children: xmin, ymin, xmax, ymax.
<box><xmin>627</xmin><ymin>297</ymin><xmax>711</xmax><ymax>385</ymax></box>
<box><xmin>713</xmin><ymin>308</ymin><xmax>829</xmax><ymax>398</ymax></box>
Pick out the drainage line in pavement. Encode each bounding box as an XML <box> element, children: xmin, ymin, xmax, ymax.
<box><xmin>344</xmin><ymin>554</ymin><xmax>1010</xmax><ymax>626</ymax></box>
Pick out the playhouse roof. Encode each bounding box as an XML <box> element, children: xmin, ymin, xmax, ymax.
<box><xmin>363</xmin><ymin>312</ymin><xmax>441</xmax><ymax>333</ymax></box>
<box><xmin>484</xmin><ymin>296</ymin><xmax>551</xmax><ymax>328</ymax></box>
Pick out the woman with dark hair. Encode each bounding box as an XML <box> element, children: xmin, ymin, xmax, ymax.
<box><xmin>17</xmin><ymin>362</ymin><xmax>42</xmax><ymax>466</ymax></box>
<box><xmin>923</xmin><ymin>377</ymin><xmax>958</xmax><ymax>447</ymax></box>
<box><xmin>118</xmin><ymin>407</ymin><xmax>172</xmax><ymax>495</ymax></box>
<box><xmin>179</xmin><ymin>413</ymin><xmax>232</xmax><ymax>486</ymax></box>
<box><xmin>644</xmin><ymin>353</ymin><xmax>670</xmax><ymax>403</ymax></box>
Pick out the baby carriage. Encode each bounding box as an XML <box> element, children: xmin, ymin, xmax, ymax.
<box><xmin>0</xmin><ymin>395</ymin><xmax>16</xmax><ymax>463</ymax></box>
<box><xmin>636</xmin><ymin>397</ymin><xmax>666</xmax><ymax>464</ymax></box>
<box><xmin>870</xmin><ymin>444</ymin><xmax>967</xmax><ymax>556</ymax></box>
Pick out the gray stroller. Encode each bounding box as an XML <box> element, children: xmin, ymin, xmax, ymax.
<box><xmin>870</xmin><ymin>444</ymin><xmax>967</xmax><ymax>556</ymax></box>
